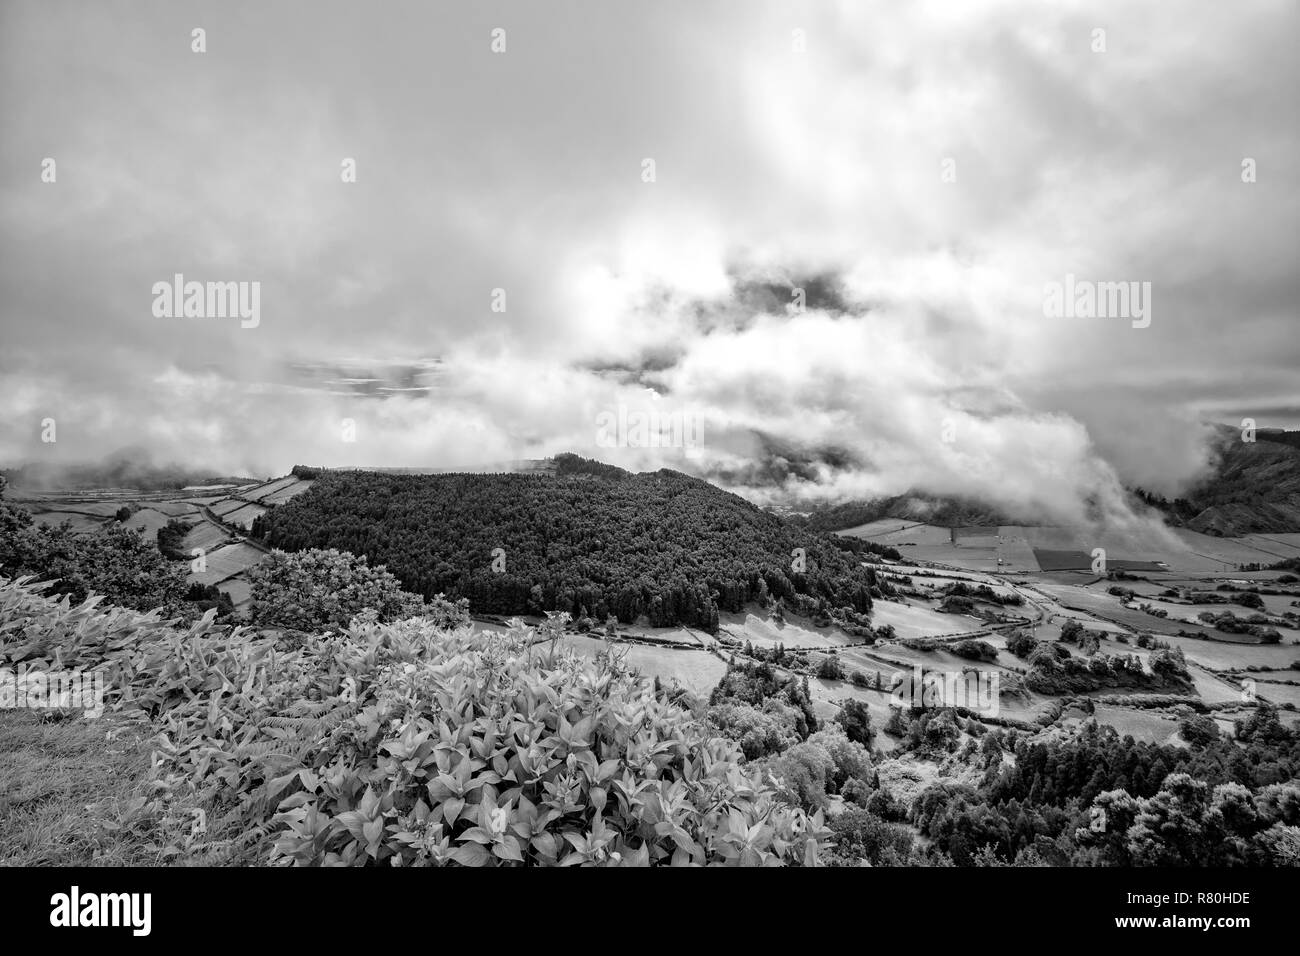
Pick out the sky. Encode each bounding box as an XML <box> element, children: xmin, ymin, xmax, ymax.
<box><xmin>1</xmin><ymin>0</ymin><xmax>1296</xmax><ymax>525</ymax></box>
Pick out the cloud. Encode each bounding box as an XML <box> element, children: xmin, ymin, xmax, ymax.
<box><xmin>0</xmin><ymin>0</ymin><xmax>1295</xmax><ymax>535</ymax></box>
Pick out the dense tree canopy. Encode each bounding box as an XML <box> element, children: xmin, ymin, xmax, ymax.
<box><xmin>253</xmin><ymin>462</ymin><xmax>878</xmax><ymax>630</ymax></box>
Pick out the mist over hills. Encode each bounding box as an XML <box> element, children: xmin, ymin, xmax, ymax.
<box><xmin>1132</xmin><ymin>426</ymin><xmax>1300</xmax><ymax>535</ymax></box>
<box><xmin>774</xmin><ymin>425</ymin><xmax>1300</xmax><ymax>537</ymax></box>
<box><xmin>0</xmin><ymin>447</ymin><xmax>260</xmax><ymax>492</ymax></box>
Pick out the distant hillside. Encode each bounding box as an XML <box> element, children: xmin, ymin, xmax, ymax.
<box><xmin>1133</xmin><ymin>426</ymin><xmax>1300</xmax><ymax>535</ymax></box>
<box><xmin>790</xmin><ymin>494</ymin><xmax>1015</xmax><ymax>534</ymax></box>
<box><xmin>255</xmin><ymin>453</ymin><xmax>878</xmax><ymax>630</ymax></box>
<box><xmin>288</xmin><ymin>459</ymin><xmax>557</xmax><ymax>477</ymax></box>
<box><xmin>2</xmin><ymin>459</ymin><xmax>260</xmax><ymax>492</ymax></box>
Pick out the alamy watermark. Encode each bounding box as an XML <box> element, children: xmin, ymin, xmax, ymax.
<box><xmin>1043</xmin><ymin>274</ymin><xmax>1151</xmax><ymax>328</ymax></box>
<box><xmin>0</xmin><ymin>665</ymin><xmax>105</xmax><ymax>718</ymax></box>
<box><xmin>595</xmin><ymin>404</ymin><xmax>703</xmax><ymax>449</ymax></box>
<box><xmin>889</xmin><ymin>665</ymin><xmax>1000</xmax><ymax>717</ymax></box>
<box><xmin>152</xmin><ymin>273</ymin><xmax>260</xmax><ymax>328</ymax></box>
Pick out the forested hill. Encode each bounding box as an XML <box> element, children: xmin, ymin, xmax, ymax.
<box><xmin>1133</xmin><ymin>426</ymin><xmax>1300</xmax><ymax>535</ymax></box>
<box><xmin>252</xmin><ymin>455</ymin><xmax>877</xmax><ymax>631</ymax></box>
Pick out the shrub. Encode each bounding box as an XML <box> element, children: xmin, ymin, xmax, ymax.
<box><xmin>840</xmin><ymin>777</ymin><xmax>871</xmax><ymax>808</ymax></box>
<box><xmin>829</xmin><ymin>809</ymin><xmax>914</xmax><ymax>865</ymax></box>
<box><xmin>816</xmin><ymin>655</ymin><xmax>846</xmax><ymax>681</ymax></box>
<box><xmin>866</xmin><ymin>786</ymin><xmax>908</xmax><ymax>822</ymax></box>
<box><xmin>766</xmin><ymin>742</ymin><xmax>836</xmax><ymax>811</ymax></box>
<box><xmin>1178</xmin><ymin>713</ymin><xmax>1220</xmax><ymax>747</ymax></box>
<box><xmin>706</xmin><ymin>701</ymin><xmax>799</xmax><ymax>760</ymax></box>
<box><xmin>1006</xmin><ymin>630</ymin><xmax>1038</xmax><ymax>658</ymax></box>
<box><xmin>836</xmin><ymin>698</ymin><xmax>875</xmax><ymax>747</ymax></box>
<box><xmin>156</xmin><ymin>519</ymin><xmax>190</xmax><ymax>560</ymax></box>
<box><xmin>950</xmin><ymin>639</ymin><xmax>998</xmax><ymax>662</ymax></box>
<box><xmin>0</xmin><ymin>497</ymin><xmax>189</xmax><ymax>615</ymax></box>
<box><xmin>249</xmin><ymin>548</ymin><xmax>466</xmax><ymax>631</ymax></box>
<box><xmin>0</xmin><ymin>575</ymin><xmax>829</xmax><ymax>867</ymax></box>
<box><xmin>808</xmin><ymin>725</ymin><xmax>872</xmax><ymax>794</ymax></box>
<box><xmin>710</xmin><ymin>660</ymin><xmax>818</xmax><ymax>738</ymax></box>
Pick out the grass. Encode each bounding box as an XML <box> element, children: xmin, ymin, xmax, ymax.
<box><xmin>0</xmin><ymin>708</ymin><xmax>269</xmax><ymax>866</ymax></box>
<box><xmin>0</xmin><ymin>708</ymin><xmax>162</xmax><ymax>865</ymax></box>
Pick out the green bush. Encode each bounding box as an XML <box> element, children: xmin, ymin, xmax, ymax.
<box><xmin>816</xmin><ymin>655</ymin><xmax>846</xmax><ymax>681</ymax></box>
<box><xmin>765</xmin><ymin>742</ymin><xmax>836</xmax><ymax>811</ymax></box>
<box><xmin>808</xmin><ymin>725</ymin><xmax>872</xmax><ymax>794</ymax></box>
<box><xmin>249</xmin><ymin>548</ymin><xmax>467</xmax><ymax>631</ymax></box>
<box><xmin>706</xmin><ymin>701</ymin><xmax>800</xmax><ymax>760</ymax></box>
<box><xmin>836</xmin><ymin>698</ymin><xmax>875</xmax><ymax>747</ymax></box>
<box><xmin>828</xmin><ymin>808</ymin><xmax>914</xmax><ymax>865</ymax></box>
<box><xmin>0</xmin><ymin>575</ymin><xmax>828</xmax><ymax>867</ymax></box>
<box><xmin>0</xmin><ymin>497</ymin><xmax>188</xmax><ymax>615</ymax></box>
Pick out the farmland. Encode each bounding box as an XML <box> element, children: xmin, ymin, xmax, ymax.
<box><xmin>9</xmin><ymin>468</ymin><xmax>1300</xmax><ymax>742</ymax></box>
<box><xmin>6</xmin><ymin>474</ymin><xmax>315</xmax><ymax>608</ymax></box>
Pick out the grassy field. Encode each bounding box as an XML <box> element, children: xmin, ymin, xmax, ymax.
<box><xmin>0</xmin><ymin>710</ymin><xmax>164</xmax><ymax>865</ymax></box>
<box><xmin>555</xmin><ymin>634</ymin><xmax>726</xmax><ymax>699</ymax></box>
<box><xmin>187</xmin><ymin>542</ymin><xmax>266</xmax><ymax>587</ymax></box>
<box><xmin>718</xmin><ymin>611</ymin><xmax>862</xmax><ymax>649</ymax></box>
<box><xmin>30</xmin><ymin>511</ymin><xmax>107</xmax><ymax>532</ymax></box>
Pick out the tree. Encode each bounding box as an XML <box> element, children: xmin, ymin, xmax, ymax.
<box><xmin>816</xmin><ymin>654</ymin><xmax>846</xmax><ymax>681</ymax></box>
<box><xmin>248</xmin><ymin>548</ymin><xmax>459</xmax><ymax>630</ymax></box>
<box><xmin>0</xmin><ymin>494</ymin><xmax>188</xmax><ymax>614</ymax></box>
<box><xmin>836</xmin><ymin>699</ymin><xmax>875</xmax><ymax>747</ymax></box>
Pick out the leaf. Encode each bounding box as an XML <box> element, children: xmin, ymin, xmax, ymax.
<box><xmin>441</xmin><ymin>797</ymin><xmax>465</xmax><ymax>826</ymax></box>
<box><xmin>449</xmin><ymin>843</ymin><xmax>491</xmax><ymax>867</ymax></box>
<box><xmin>458</xmin><ymin>827</ymin><xmax>495</xmax><ymax>845</ymax></box>
<box><xmin>492</xmin><ymin>839</ymin><xmax>524</xmax><ymax>863</ymax></box>
<box><xmin>531</xmin><ymin>832</ymin><xmax>559</xmax><ymax>859</ymax></box>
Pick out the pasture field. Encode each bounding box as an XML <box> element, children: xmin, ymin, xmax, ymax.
<box><xmin>147</xmin><ymin>500</ymin><xmax>201</xmax><ymax>517</ymax></box>
<box><xmin>29</xmin><ymin>511</ymin><xmax>107</xmax><ymax>532</ymax></box>
<box><xmin>218</xmin><ymin>577</ymin><xmax>253</xmax><ymax>606</ymax></box>
<box><xmin>261</xmin><ymin>480</ymin><xmax>314</xmax><ymax>505</ymax></box>
<box><xmin>1135</xmin><ymin>597</ymin><xmax>1300</xmax><ymax>636</ymax></box>
<box><xmin>1029</xmin><ymin>581</ymin><xmax>1216</xmax><ymax>637</ymax></box>
<box><xmin>614</xmin><ymin>622</ymin><xmax>712</xmax><ymax>647</ymax></box>
<box><xmin>223</xmin><ymin>503</ymin><xmax>267</xmax><ymax>528</ymax></box>
<box><xmin>838</xmin><ymin>520</ymin><xmax>949</xmax><ymax>544</ymax></box>
<box><xmin>241</xmin><ymin>476</ymin><xmax>299</xmax><ymax>501</ymax></box>
<box><xmin>1165</xmin><ymin>528</ymin><xmax>1300</xmax><ymax>571</ymax></box>
<box><xmin>1249</xmin><ymin>680</ymin><xmax>1300</xmax><ymax>708</ymax></box>
<box><xmin>556</xmin><ymin>634</ymin><xmax>726</xmax><ymax>700</ymax></box>
<box><xmin>878</xmin><ymin>563</ymin><xmax>1001</xmax><ymax>586</ymax></box>
<box><xmin>717</xmin><ymin>611</ymin><xmax>862</xmax><ymax>649</ymax></box>
<box><xmin>182</xmin><ymin>519</ymin><xmax>232</xmax><ymax>552</ymax></box>
<box><xmin>1032</xmin><ymin>549</ymin><xmax>1163</xmax><ymax>572</ymax></box>
<box><xmin>1088</xmin><ymin>704</ymin><xmax>1182</xmax><ymax>744</ymax></box>
<box><xmin>25</xmin><ymin>500</ymin><xmax>127</xmax><ymax>517</ymax></box>
<box><xmin>1155</xmin><ymin>631</ymin><xmax>1300</xmax><ymax>671</ymax></box>
<box><xmin>187</xmin><ymin>542</ymin><xmax>265</xmax><ymax>586</ymax></box>
<box><xmin>870</xmin><ymin>599</ymin><xmax>983</xmax><ymax>640</ymax></box>
<box><xmin>122</xmin><ymin>508</ymin><xmax>172</xmax><ymax>537</ymax></box>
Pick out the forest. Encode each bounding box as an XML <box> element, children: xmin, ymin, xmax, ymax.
<box><xmin>252</xmin><ymin>455</ymin><xmax>879</xmax><ymax>630</ymax></box>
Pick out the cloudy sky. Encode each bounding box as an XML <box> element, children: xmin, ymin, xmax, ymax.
<box><xmin>1</xmin><ymin>0</ymin><xmax>1296</xmax><ymax>524</ymax></box>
